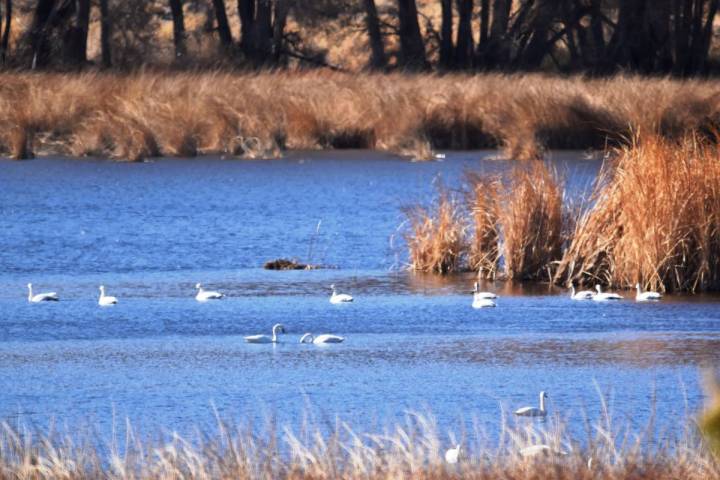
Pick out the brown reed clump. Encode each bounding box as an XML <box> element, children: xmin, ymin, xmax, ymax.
<box><xmin>403</xmin><ymin>187</ymin><xmax>468</xmax><ymax>274</ymax></box>
<box><xmin>554</xmin><ymin>136</ymin><xmax>720</xmax><ymax>292</ymax></box>
<box><xmin>465</xmin><ymin>172</ymin><xmax>501</xmax><ymax>277</ymax></box>
<box><xmin>497</xmin><ymin>163</ymin><xmax>565</xmax><ymax>281</ymax></box>
<box><xmin>2</xmin><ymin>72</ymin><xmax>720</xmax><ymax>161</ymax></box>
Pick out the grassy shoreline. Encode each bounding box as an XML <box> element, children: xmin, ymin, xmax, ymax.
<box><xmin>1</xmin><ymin>72</ymin><xmax>719</xmax><ymax>161</ymax></box>
<box><xmin>0</xmin><ymin>409</ymin><xmax>717</xmax><ymax>479</ymax></box>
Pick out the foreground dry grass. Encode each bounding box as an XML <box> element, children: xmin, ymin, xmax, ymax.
<box><xmin>1</xmin><ymin>72</ymin><xmax>720</xmax><ymax>161</ymax></box>
<box><xmin>404</xmin><ymin>136</ymin><xmax>720</xmax><ymax>292</ymax></box>
<box><xmin>0</xmin><ymin>410</ymin><xmax>718</xmax><ymax>480</ymax></box>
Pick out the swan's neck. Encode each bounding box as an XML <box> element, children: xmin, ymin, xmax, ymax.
<box><xmin>100</xmin><ymin>287</ymin><xmax>105</xmax><ymax>298</ymax></box>
<box><xmin>636</xmin><ymin>284</ymin><xmax>642</xmax><ymax>294</ymax></box>
<box><xmin>570</xmin><ymin>286</ymin><xmax>575</xmax><ymax>296</ymax></box>
<box><xmin>272</xmin><ymin>326</ymin><xmax>280</xmax><ymax>341</ymax></box>
<box><xmin>27</xmin><ymin>285</ymin><xmax>32</xmax><ymax>300</ymax></box>
<box><xmin>540</xmin><ymin>394</ymin><xmax>546</xmax><ymax>412</ymax></box>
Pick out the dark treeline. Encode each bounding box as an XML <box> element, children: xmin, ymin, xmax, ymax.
<box><xmin>0</xmin><ymin>0</ymin><xmax>719</xmax><ymax>75</ymax></box>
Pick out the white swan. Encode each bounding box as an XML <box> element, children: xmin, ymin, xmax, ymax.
<box><xmin>244</xmin><ymin>324</ymin><xmax>285</xmax><ymax>344</ymax></box>
<box><xmin>592</xmin><ymin>285</ymin><xmax>623</xmax><ymax>301</ymax></box>
<box><xmin>300</xmin><ymin>333</ymin><xmax>345</xmax><ymax>344</ymax></box>
<box><xmin>519</xmin><ymin>444</ymin><xmax>567</xmax><ymax>457</ymax></box>
<box><xmin>27</xmin><ymin>283</ymin><xmax>58</xmax><ymax>302</ymax></box>
<box><xmin>636</xmin><ymin>283</ymin><xmax>662</xmax><ymax>302</ymax></box>
<box><xmin>515</xmin><ymin>391</ymin><xmax>548</xmax><ymax>417</ymax></box>
<box><xmin>98</xmin><ymin>285</ymin><xmax>118</xmax><ymax>306</ymax></box>
<box><xmin>569</xmin><ymin>285</ymin><xmax>595</xmax><ymax>300</ymax></box>
<box><xmin>195</xmin><ymin>283</ymin><xmax>224</xmax><ymax>302</ymax></box>
<box><xmin>444</xmin><ymin>444</ymin><xmax>461</xmax><ymax>464</ymax></box>
<box><xmin>473</xmin><ymin>281</ymin><xmax>498</xmax><ymax>299</ymax></box>
<box><xmin>472</xmin><ymin>296</ymin><xmax>496</xmax><ymax>308</ymax></box>
<box><xmin>330</xmin><ymin>284</ymin><xmax>353</xmax><ymax>304</ymax></box>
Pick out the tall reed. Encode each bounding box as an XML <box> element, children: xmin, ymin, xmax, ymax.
<box><xmin>554</xmin><ymin>136</ymin><xmax>720</xmax><ymax>292</ymax></box>
<box><xmin>403</xmin><ymin>186</ymin><xmax>468</xmax><ymax>274</ymax></box>
<box><xmin>465</xmin><ymin>173</ymin><xmax>500</xmax><ymax>276</ymax></box>
<box><xmin>497</xmin><ymin>163</ymin><xmax>565</xmax><ymax>281</ymax></box>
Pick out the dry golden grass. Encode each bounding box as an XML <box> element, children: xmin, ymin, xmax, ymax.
<box><xmin>466</xmin><ymin>172</ymin><xmax>500</xmax><ymax>276</ymax></box>
<box><xmin>0</xmin><ymin>407</ymin><xmax>718</xmax><ymax>480</ymax></box>
<box><xmin>496</xmin><ymin>163</ymin><xmax>565</xmax><ymax>281</ymax></box>
<box><xmin>554</xmin><ymin>136</ymin><xmax>720</xmax><ymax>293</ymax></box>
<box><xmin>403</xmin><ymin>186</ymin><xmax>468</xmax><ymax>274</ymax></box>
<box><xmin>1</xmin><ymin>72</ymin><xmax>720</xmax><ymax>161</ymax></box>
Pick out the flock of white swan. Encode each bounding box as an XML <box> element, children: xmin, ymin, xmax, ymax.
<box><xmin>473</xmin><ymin>282</ymin><xmax>662</xmax><ymax>308</ymax></box>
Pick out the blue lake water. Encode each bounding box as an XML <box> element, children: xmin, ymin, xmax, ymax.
<box><xmin>0</xmin><ymin>151</ymin><xmax>718</xmax><ymax>446</ymax></box>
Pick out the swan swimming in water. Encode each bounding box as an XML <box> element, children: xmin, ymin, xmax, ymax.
<box><xmin>515</xmin><ymin>391</ymin><xmax>548</xmax><ymax>417</ymax></box>
<box><xmin>635</xmin><ymin>283</ymin><xmax>662</xmax><ymax>302</ymax></box>
<box><xmin>569</xmin><ymin>285</ymin><xmax>594</xmax><ymax>300</ymax></box>
<box><xmin>300</xmin><ymin>333</ymin><xmax>345</xmax><ymax>344</ymax></box>
<box><xmin>27</xmin><ymin>283</ymin><xmax>59</xmax><ymax>302</ymax></box>
<box><xmin>244</xmin><ymin>324</ymin><xmax>286</xmax><ymax>343</ymax></box>
<box><xmin>473</xmin><ymin>281</ymin><xmax>498</xmax><ymax>299</ymax></box>
<box><xmin>444</xmin><ymin>445</ymin><xmax>461</xmax><ymax>464</ymax></box>
<box><xmin>330</xmin><ymin>284</ymin><xmax>353</xmax><ymax>304</ymax></box>
<box><xmin>98</xmin><ymin>285</ymin><xmax>118</xmax><ymax>306</ymax></box>
<box><xmin>195</xmin><ymin>283</ymin><xmax>224</xmax><ymax>302</ymax></box>
<box><xmin>592</xmin><ymin>285</ymin><xmax>623</xmax><ymax>301</ymax></box>
<box><xmin>519</xmin><ymin>444</ymin><xmax>568</xmax><ymax>457</ymax></box>
<box><xmin>472</xmin><ymin>296</ymin><xmax>496</xmax><ymax>308</ymax></box>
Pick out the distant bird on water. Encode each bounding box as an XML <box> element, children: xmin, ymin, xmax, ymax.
<box><xmin>98</xmin><ymin>285</ymin><xmax>118</xmax><ymax>306</ymax></box>
<box><xmin>330</xmin><ymin>284</ymin><xmax>353</xmax><ymax>304</ymax></box>
<box><xmin>27</xmin><ymin>283</ymin><xmax>59</xmax><ymax>302</ymax></box>
<box><xmin>515</xmin><ymin>391</ymin><xmax>548</xmax><ymax>417</ymax></box>
<box><xmin>195</xmin><ymin>283</ymin><xmax>224</xmax><ymax>302</ymax></box>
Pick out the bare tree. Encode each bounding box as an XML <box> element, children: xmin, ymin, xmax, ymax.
<box><xmin>397</xmin><ymin>0</ymin><xmax>427</xmax><ymax>70</ymax></box>
<box><xmin>439</xmin><ymin>0</ymin><xmax>453</xmax><ymax>69</ymax></box>
<box><xmin>0</xmin><ymin>0</ymin><xmax>6</xmax><ymax>65</ymax></box>
<box><xmin>212</xmin><ymin>0</ymin><xmax>233</xmax><ymax>49</ymax></box>
<box><xmin>363</xmin><ymin>0</ymin><xmax>386</xmax><ymax>69</ymax></box>
<box><xmin>455</xmin><ymin>0</ymin><xmax>473</xmax><ymax>68</ymax></box>
<box><xmin>99</xmin><ymin>0</ymin><xmax>111</xmax><ymax>67</ymax></box>
<box><xmin>169</xmin><ymin>0</ymin><xmax>187</xmax><ymax>59</ymax></box>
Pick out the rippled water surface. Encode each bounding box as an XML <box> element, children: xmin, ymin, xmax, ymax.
<box><xmin>1</xmin><ymin>151</ymin><xmax>718</xmax><ymax>443</ymax></box>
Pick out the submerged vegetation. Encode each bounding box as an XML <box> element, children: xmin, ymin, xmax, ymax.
<box><xmin>2</xmin><ymin>72</ymin><xmax>720</xmax><ymax>161</ymax></box>
<box><xmin>404</xmin><ymin>136</ymin><xmax>720</xmax><ymax>293</ymax></box>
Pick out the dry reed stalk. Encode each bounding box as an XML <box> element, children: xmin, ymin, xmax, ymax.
<box><xmin>466</xmin><ymin>172</ymin><xmax>501</xmax><ymax>276</ymax></box>
<box><xmin>554</xmin><ymin>136</ymin><xmax>720</xmax><ymax>292</ymax></box>
<box><xmin>1</xmin><ymin>404</ymin><xmax>719</xmax><ymax>480</ymax></box>
<box><xmin>497</xmin><ymin>163</ymin><xmax>565</xmax><ymax>281</ymax></box>
<box><xmin>2</xmin><ymin>72</ymin><xmax>720</xmax><ymax>161</ymax></box>
<box><xmin>403</xmin><ymin>187</ymin><xmax>468</xmax><ymax>274</ymax></box>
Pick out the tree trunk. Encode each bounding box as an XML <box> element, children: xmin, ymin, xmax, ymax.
<box><xmin>238</xmin><ymin>0</ymin><xmax>255</xmax><ymax>56</ymax></box>
<box><xmin>397</xmin><ymin>0</ymin><xmax>427</xmax><ymax>70</ymax></box>
<box><xmin>99</xmin><ymin>0</ymin><xmax>111</xmax><ymax>67</ymax></box>
<box><xmin>212</xmin><ymin>0</ymin><xmax>233</xmax><ymax>49</ymax></box>
<box><xmin>272</xmin><ymin>0</ymin><xmax>288</xmax><ymax>64</ymax></box>
<box><xmin>0</xmin><ymin>0</ymin><xmax>5</xmax><ymax>65</ymax></box>
<box><xmin>518</xmin><ymin>0</ymin><xmax>559</xmax><ymax>70</ymax></box>
<box><xmin>169</xmin><ymin>0</ymin><xmax>187</xmax><ymax>59</ymax></box>
<box><xmin>250</xmin><ymin>0</ymin><xmax>272</xmax><ymax>66</ymax></box>
<box><xmin>363</xmin><ymin>0</ymin><xmax>387</xmax><ymax>69</ymax></box>
<box><xmin>485</xmin><ymin>0</ymin><xmax>510</xmax><ymax>67</ymax></box>
<box><xmin>439</xmin><ymin>0</ymin><xmax>453</xmax><ymax>69</ymax></box>
<box><xmin>479</xmin><ymin>0</ymin><xmax>489</xmax><ymax>44</ymax></box>
<box><xmin>74</xmin><ymin>0</ymin><xmax>89</xmax><ymax>65</ymax></box>
<box><xmin>29</xmin><ymin>0</ymin><xmax>56</xmax><ymax>69</ymax></box>
<box><xmin>455</xmin><ymin>0</ymin><xmax>473</xmax><ymax>68</ymax></box>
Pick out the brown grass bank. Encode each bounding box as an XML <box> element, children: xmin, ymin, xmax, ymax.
<box><xmin>2</xmin><ymin>72</ymin><xmax>720</xmax><ymax>161</ymax></box>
